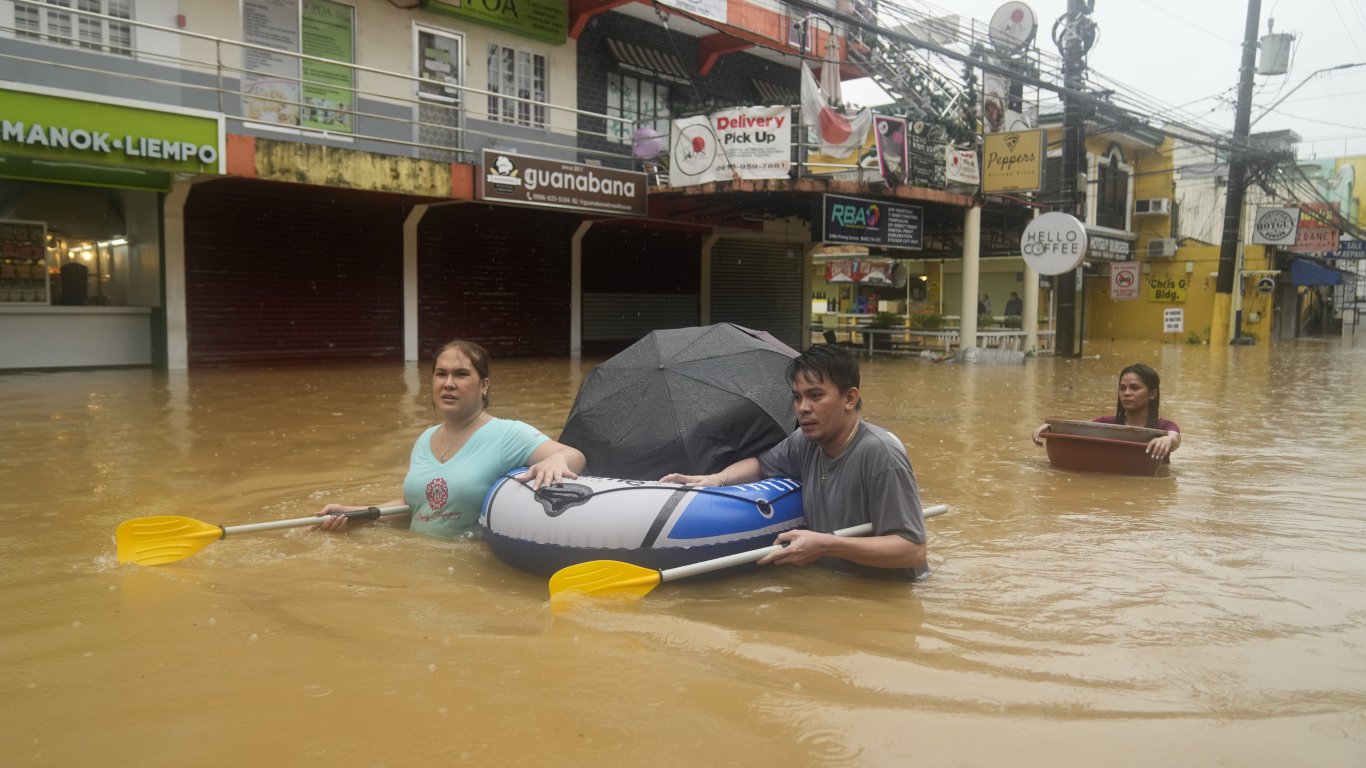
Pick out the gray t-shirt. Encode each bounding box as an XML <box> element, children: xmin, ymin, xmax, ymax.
<box><xmin>758</xmin><ymin>421</ymin><xmax>927</xmax><ymax>580</ymax></box>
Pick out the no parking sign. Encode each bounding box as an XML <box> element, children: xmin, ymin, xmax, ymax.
<box><xmin>1110</xmin><ymin>262</ymin><xmax>1140</xmax><ymax>300</ymax></box>
<box><xmin>1163</xmin><ymin>308</ymin><xmax>1184</xmax><ymax>334</ymax></box>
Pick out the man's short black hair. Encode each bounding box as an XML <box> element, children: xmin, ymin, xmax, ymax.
<box><xmin>787</xmin><ymin>345</ymin><xmax>861</xmax><ymax>408</ymax></box>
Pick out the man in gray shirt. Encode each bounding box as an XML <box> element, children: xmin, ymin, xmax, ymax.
<box><xmin>663</xmin><ymin>345</ymin><xmax>927</xmax><ymax>580</ymax></box>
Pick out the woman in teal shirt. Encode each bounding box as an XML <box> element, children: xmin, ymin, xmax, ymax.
<box><xmin>315</xmin><ymin>340</ymin><xmax>585</xmax><ymax>537</ymax></box>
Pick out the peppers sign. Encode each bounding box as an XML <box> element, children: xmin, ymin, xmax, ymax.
<box><xmin>1020</xmin><ymin>212</ymin><xmax>1086</xmax><ymax>275</ymax></box>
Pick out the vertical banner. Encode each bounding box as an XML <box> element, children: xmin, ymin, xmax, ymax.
<box><xmin>1110</xmin><ymin>262</ymin><xmax>1140</xmax><ymax>300</ymax></box>
<box><xmin>873</xmin><ymin>115</ymin><xmax>908</xmax><ymax>187</ymax></box>
<box><xmin>242</xmin><ymin>0</ymin><xmax>301</xmax><ymax>125</ymax></box>
<box><xmin>301</xmin><ymin>0</ymin><xmax>355</xmax><ymax>132</ymax></box>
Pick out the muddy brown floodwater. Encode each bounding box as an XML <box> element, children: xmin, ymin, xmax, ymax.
<box><xmin>2</xmin><ymin>339</ymin><xmax>1364</xmax><ymax>766</ymax></box>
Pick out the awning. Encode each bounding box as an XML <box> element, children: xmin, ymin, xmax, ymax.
<box><xmin>605</xmin><ymin>38</ymin><xmax>691</xmax><ymax>85</ymax></box>
<box><xmin>1290</xmin><ymin>257</ymin><xmax>1358</xmax><ymax>287</ymax></box>
<box><xmin>752</xmin><ymin>78</ymin><xmax>797</xmax><ymax>105</ymax></box>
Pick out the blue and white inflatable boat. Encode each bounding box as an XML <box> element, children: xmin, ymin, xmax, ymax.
<box><xmin>479</xmin><ymin>471</ymin><xmax>803</xmax><ymax>575</ymax></box>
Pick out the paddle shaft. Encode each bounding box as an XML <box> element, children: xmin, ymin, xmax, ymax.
<box><xmin>223</xmin><ymin>505</ymin><xmax>410</xmax><ymax>537</ymax></box>
<box><xmin>659</xmin><ymin>503</ymin><xmax>949</xmax><ymax>583</ymax></box>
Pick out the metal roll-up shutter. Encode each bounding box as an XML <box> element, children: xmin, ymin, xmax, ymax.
<box><xmin>581</xmin><ymin>227</ymin><xmax>700</xmax><ymax>352</ymax></box>
<box><xmin>710</xmin><ymin>239</ymin><xmax>805</xmax><ymax>350</ymax></box>
<box><xmin>418</xmin><ymin>204</ymin><xmax>581</xmax><ymax>358</ymax></box>
<box><xmin>183</xmin><ymin>179</ymin><xmax>406</xmax><ymax>367</ymax></box>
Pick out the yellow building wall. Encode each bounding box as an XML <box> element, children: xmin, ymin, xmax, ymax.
<box><xmin>1086</xmin><ymin>244</ymin><xmax>1275</xmax><ymax>342</ymax></box>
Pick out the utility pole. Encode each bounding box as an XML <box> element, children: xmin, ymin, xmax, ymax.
<box><xmin>1212</xmin><ymin>0</ymin><xmax>1262</xmax><ymax>347</ymax></box>
<box><xmin>1054</xmin><ymin>0</ymin><xmax>1093</xmax><ymax>358</ymax></box>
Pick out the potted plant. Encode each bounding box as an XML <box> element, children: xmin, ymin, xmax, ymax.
<box><xmin>866</xmin><ymin>311</ymin><xmax>904</xmax><ymax>350</ymax></box>
<box><xmin>1002</xmin><ymin>315</ymin><xmax>1023</xmax><ymax>329</ymax></box>
<box><xmin>909</xmin><ymin>312</ymin><xmax>943</xmax><ymax>330</ymax></box>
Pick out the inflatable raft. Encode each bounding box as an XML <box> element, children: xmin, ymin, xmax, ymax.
<box><xmin>479</xmin><ymin>471</ymin><xmax>803</xmax><ymax>575</ymax></box>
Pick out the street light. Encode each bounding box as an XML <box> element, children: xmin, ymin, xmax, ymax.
<box><xmin>1250</xmin><ymin>62</ymin><xmax>1366</xmax><ymax>127</ymax></box>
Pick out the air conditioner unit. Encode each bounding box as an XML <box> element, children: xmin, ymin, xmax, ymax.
<box><xmin>1146</xmin><ymin>238</ymin><xmax>1178</xmax><ymax>259</ymax></box>
<box><xmin>1135</xmin><ymin>198</ymin><xmax>1171</xmax><ymax>216</ymax></box>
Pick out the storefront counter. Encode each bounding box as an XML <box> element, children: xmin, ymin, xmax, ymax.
<box><xmin>0</xmin><ymin>305</ymin><xmax>154</xmax><ymax>369</ymax></box>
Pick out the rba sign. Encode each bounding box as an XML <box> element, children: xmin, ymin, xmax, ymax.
<box><xmin>480</xmin><ymin>150</ymin><xmax>646</xmax><ymax>216</ymax></box>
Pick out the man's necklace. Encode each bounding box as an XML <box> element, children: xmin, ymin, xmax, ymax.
<box><xmin>820</xmin><ymin>420</ymin><xmax>860</xmax><ymax>481</ymax></box>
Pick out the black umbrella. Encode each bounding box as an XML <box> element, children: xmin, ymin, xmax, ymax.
<box><xmin>561</xmin><ymin>323</ymin><xmax>800</xmax><ymax>481</ymax></box>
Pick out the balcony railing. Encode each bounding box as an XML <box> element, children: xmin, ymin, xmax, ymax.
<box><xmin>0</xmin><ymin>5</ymin><xmax>954</xmax><ymax>188</ymax></box>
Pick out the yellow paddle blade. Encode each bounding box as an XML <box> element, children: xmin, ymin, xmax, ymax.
<box><xmin>548</xmin><ymin>559</ymin><xmax>663</xmax><ymax>600</ymax></box>
<box><xmin>116</xmin><ymin>516</ymin><xmax>225</xmax><ymax>566</ymax></box>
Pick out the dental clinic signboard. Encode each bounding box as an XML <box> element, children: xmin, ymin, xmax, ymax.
<box><xmin>0</xmin><ymin>85</ymin><xmax>224</xmax><ymax>175</ymax></box>
<box><xmin>814</xmin><ymin>194</ymin><xmax>924</xmax><ymax>250</ymax></box>
<box><xmin>480</xmin><ymin>149</ymin><xmax>647</xmax><ymax>216</ymax></box>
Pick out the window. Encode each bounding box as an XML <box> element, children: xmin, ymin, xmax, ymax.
<box><xmin>15</xmin><ymin>0</ymin><xmax>133</xmax><ymax>56</ymax></box>
<box><xmin>1095</xmin><ymin>161</ymin><xmax>1129</xmax><ymax>230</ymax></box>
<box><xmin>606</xmin><ymin>73</ymin><xmax>669</xmax><ymax>146</ymax></box>
<box><xmin>488</xmin><ymin>43</ymin><xmax>547</xmax><ymax>128</ymax></box>
<box><xmin>417</xmin><ymin>28</ymin><xmax>463</xmax><ymax>103</ymax></box>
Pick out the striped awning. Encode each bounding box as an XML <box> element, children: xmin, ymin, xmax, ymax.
<box><xmin>605</xmin><ymin>38</ymin><xmax>691</xmax><ymax>85</ymax></box>
<box><xmin>752</xmin><ymin>78</ymin><xmax>797</xmax><ymax>105</ymax></box>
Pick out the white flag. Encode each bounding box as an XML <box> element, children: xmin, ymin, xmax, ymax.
<box><xmin>800</xmin><ymin>62</ymin><xmax>872</xmax><ymax>159</ymax></box>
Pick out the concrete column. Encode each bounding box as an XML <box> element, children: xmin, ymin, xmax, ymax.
<box><xmin>700</xmin><ymin>232</ymin><xmax>720</xmax><ymax>324</ymax></box>
<box><xmin>402</xmin><ymin>204</ymin><xmax>428</xmax><ymax>362</ymax></box>
<box><xmin>959</xmin><ymin>206</ymin><xmax>982</xmax><ymax>349</ymax></box>
<box><xmin>570</xmin><ymin>220</ymin><xmax>595</xmax><ymax>354</ymax></box>
<box><xmin>1024</xmin><ymin>209</ymin><xmax>1041</xmax><ymax>353</ymax></box>
<box><xmin>162</xmin><ymin>178</ymin><xmax>199</xmax><ymax>370</ymax></box>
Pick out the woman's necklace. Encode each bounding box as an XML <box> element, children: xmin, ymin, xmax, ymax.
<box><xmin>436</xmin><ymin>426</ymin><xmax>461</xmax><ymax>462</ymax></box>
<box><xmin>820</xmin><ymin>420</ymin><xmax>861</xmax><ymax>481</ymax></box>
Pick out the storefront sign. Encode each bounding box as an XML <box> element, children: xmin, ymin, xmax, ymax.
<box><xmin>1020</xmin><ymin>211</ymin><xmax>1086</xmax><ymax>275</ymax></box>
<box><xmin>907</xmin><ymin>121</ymin><xmax>946</xmax><ymax>189</ymax></box>
<box><xmin>1332</xmin><ymin>239</ymin><xmax>1366</xmax><ymax>259</ymax></box>
<box><xmin>981</xmin><ymin>129</ymin><xmax>1042</xmax><ymax>193</ymax></box>
<box><xmin>815</xmin><ymin>194</ymin><xmax>923</xmax><ymax>250</ymax></box>
<box><xmin>1293</xmin><ymin>202</ymin><xmax>1339</xmax><ymax>253</ymax></box>
<box><xmin>669</xmin><ymin>107</ymin><xmax>791</xmax><ymax>186</ymax></box>
<box><xmin>1086</xmin><ymin>229</ymin><xmax>1135</xmax><ymax>261</ymax></box>
<box><xmin>1147</xmin><ymin>276</ymin><xmax>1189</xmax><ymax>303</ymax></box>
<box><xmin>1256</xmin><ymin>276</ymin><xmax>1276</xmax><ymax>294</ymax></box>
<box><xmin>1</xmin><ymin>85</ymin><xmax>223</xmax><ymax>174</ymax></box>
<box><xmin>480</xmin><ymin>150</ymin><xmax>646</xmax><ymax>216</ymax></box>
<box><xmin>1109</xmin><ymin>261</ymin><xmax>1140</xmax><ymax>300</ymax></box>
<box><xmin>825</xmin><ymin>260</ymin><xmax>893</xmax><ymax>283</ymax></box>
<box><xmin>1163</xmin><ymin>307</ymin><xmax>1184</xmax><ymax>333</ymax></box>
<box><xmin>945</xmin><ymin>147</ymin><xmax>980</xmax><ymax>186</ymax></box>
<box><xmin>423</xmin><ymin>0</ymin><xmax>567</xmax><ymax>45</ymax></box>
<box><xmin>1251</xmin><ymin>206</ymin><xmax>1299</xmax><ymax>245</ymax></box>
<box><xmin>657</xmin><ymin>0</ymin><xmax>726</xmax><ymax>24</ymax></box>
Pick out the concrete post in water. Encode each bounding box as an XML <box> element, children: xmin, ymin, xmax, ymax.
<box><xmin>1024</xmin><ymin>208</ymin><xmax>1041</xmax><ymax>354</ymax></box>
<box><xmin>960</xmin><ymin>205</ymin><xmax>982</xmax><ymax>350</ymax></box>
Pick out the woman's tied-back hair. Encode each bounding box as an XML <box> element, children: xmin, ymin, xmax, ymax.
<box><xmin>435</xmin><ymin>339</ymin><xmax>491</xmax><ymax>408</ymax></box>
<box><xmin>787</xmin><ymin>344</ymin><xmax>862</xmax><ymax>410</ymax></box>
<box><xmin>1115</xmin><ymin>362</ymin><xmax>1161</xmax><ymax>428</ymax></box>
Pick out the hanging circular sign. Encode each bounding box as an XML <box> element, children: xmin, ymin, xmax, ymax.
<box><xmin>989</xmin><ymin>2</ymin><xmax>1038</xmax><ymax>53</ymax></box>
<box><xmin>1256</xmin><ymin>276</ymin><xmax>1275</xmax><ymax>294</ymax></box>
<box><xmin>1021</xmin><ymin>212</ymin><xmax>1088</xmax><ymax>275</ymax></box>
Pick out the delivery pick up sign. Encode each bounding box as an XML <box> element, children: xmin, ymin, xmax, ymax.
<box><xmin>1021</xmin><ymin>212</ymin><xmax>1087</xmax><ymax>275</ymax></box>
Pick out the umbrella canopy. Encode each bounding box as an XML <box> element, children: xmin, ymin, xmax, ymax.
<box><xmin>560</xmin><ymin>323</ymin><xmax>800</xmax><ymax>481</ymax></box>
